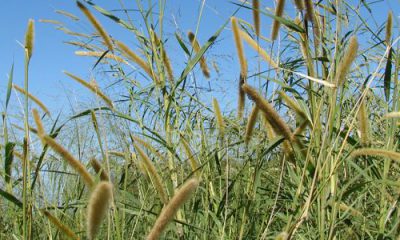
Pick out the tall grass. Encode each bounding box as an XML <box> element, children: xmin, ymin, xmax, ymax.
<box><xmin>0</xmin><ymin>0</ymin><xmax>399</xmax><ymax>239</ymax></box>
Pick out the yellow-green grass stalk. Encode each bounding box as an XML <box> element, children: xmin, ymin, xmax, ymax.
<box><xmin>42</xmin><ymin>210</ymin><xmax>80</xmax><ymax>240</ymax></box>
<box><xmin>63</xmin><ymin>71</ymin><xmax>114</xmax><ymax>109</ymax></box>
<box><xmin>13</xmin><ymin>84</ymin><xmax>50</xmax><ymax>116</ymax></box>
<box><xmin>146</xmin><ymin>178</ymin><xmax>199</xmax><ymax>240</ymax></box>
<box><xmin>87</xmin><ymin>182</ymin><xmax>113</xmax><ymax>240</ymax></box>
<box><xmin>76</xmin><ymin>1</ymin><xmax>113</xmax><ymax>52</ymax></box>
<box><xmin>188</xmin><ymin>31</ymin><xmax>210</xmax><ymax>78</ymax></box>
<box><xmin>134</xmin><ymin>143</ymin><xmax>168</xmax><ymax>204</ymax></box>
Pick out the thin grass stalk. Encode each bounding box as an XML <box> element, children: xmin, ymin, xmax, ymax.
<box><xmin>271</xmin><ymin>0</ymin><xmax>286</xmax><ymax>40</ymax></box>
<box><xmin>188</xmin><ymin>31</ymin><xmax>210</xmax><ymax>78</ymax></box>
<box><xmin>134</xmin><ymin>143</ymin><xmax>168</xmax><ymax>204</ymax></box>
<box><xmin>42</xmin><ymin>135</ymin><xmax>95</xmax><ymax>188</ymax></box>
<box><xmin>146</xmin><ymin>178</ymin><xmax>199</xmax><ymax>240</ymax></box>
<box><xmin>42</xmin><ymin>210</ymin><xmax>80</xmax><ymax>240</ymax></box>
<box><xmin>76</xmin><ymin>1</ymin><xmax>113</xmax><ymax>52</ymax></box>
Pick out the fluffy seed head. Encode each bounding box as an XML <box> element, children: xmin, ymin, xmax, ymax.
<box><xmin>271</xmin><ymin>0</ymin><xmax>286</xmax><ymax>40</ymax></box>
<box><xmin>385</xmin><ymin>11</ymin><xmax>393</xmax><ymax>46</ymax></box>
<box><xmin>90</xmin><ymin>158</ymin><xmax>110</xmax><ymax>181</ymax></box>
<box><xmin>252</xmin><ymin>0</ymin><xmax>260</xmax><ymax>36</ymax></box>
<box><xmin>188</xmin><ymin>31</ymin><xmax>210</xmax><ymax>78</ymax></box>
<box><xmin>25</xmin><ymin>19</ymin><xmax>34</xmax><ymax>59</ymax></box>
<box><xmin>77</xmin><ymin>1</ymin><xmax>113</xmax><ymax>52</ymax></box>
<box><xmin>42</xmin><ymin>210</ymin><xmax>80</xmax><ymax>240</ymax></box>
<box><xmin>87</xmin><ymin>182</ymin><xmax>113</xmax><ymax>240</ymax></box>
<box><xmin>146</xmin><ymin>178</ymin><xmax>199</xmax><ymax>240</ymax></box>
<box><xmin>351</xmin><ymin>148</ymin><xmax>400</xmax><ymax>162</ymax></box>
<box><xmin>212</xmin><ymin>98</ymin><xmax>225</xmax><ymax>137</ymax></box>
<box><xmin>13</xmin><ymin>84</ymin><xmax>50</xmax><ymax>116</ymax></box>
<box><xmin>245</xmin><ymin>105</ymin><xmax>259</xmax><ymax>144</ymax></box>
<box><xmin>335</xmin><ymin>36</ymin><xmax>358</xmax><ymax>86</ymax></box>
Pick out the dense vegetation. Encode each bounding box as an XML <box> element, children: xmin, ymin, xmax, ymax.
<box><xmin>1</xmin><ymin>0</ymin><xmax>399</xmax><ymax>239</ymax></box>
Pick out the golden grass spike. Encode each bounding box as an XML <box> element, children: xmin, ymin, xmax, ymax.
<box><xmin>42</xmin><ymin>135</ymin><xmax>95</xmax><ymax>188</ymax></box>
<box><xmin>13</xmin><ymin>84</ymin><xmax>50</xmax><ymax>115</ymax></box>
<box><xmin>32</xmin><ymin>109</ymin><xmax>45</xmax><ymax>139</ymax></box>
<box><xmin>212</xmin><ymin>98</ymin><xmax>225</xmax><ymax>137</ymax></box>
<box><xmin>76</xmin><ymin>1</ymin><xmax>113</xmax><ymax>52</ymax></box>
<box><xmin>385</xmin><ymin>11</ymin><xmax>393</xmax><ymax>46</ymax></box>
<box><xmin>116</xmin><ymin>41</ymin><xmax>159</xmax><ymax>84</ymax></box>
<box><xmin>278</xmin><ymin>91</ymin><xmax>308</xmax><ymax>121</ymax></box>
<box><xmin>39</xmin><ymin>19</ymin><xmax>63</xmax><ymax>25</ymax></box>
<box><xmin>75</xmin><ymin>51</ymin><xmax>128</xmax><ymax>64</ymax></box>
<box><xmin>188</xmin><ymin>31</ymin><xmax>210</xmax><ymax>78</ymax></box>
<box><xmin>42</xmin><ymin>210</ymin><xmax>80</xmax><ymax>240</ymax></box>
<box><xmin>63</xmin><ymin>71</ymin><xmax>114</xmax><ymax>109</ymax></box>
<box><xmin>131</xmin><ymin>135</ymin><xmax>164</xmax><ymax>160</ymax></box>
<box><xmin>271</xmin><ymin>0</ymin><xmax>286</xmax><ymax>40</ymax></box>
<box><xmin>25</xmin><ymin>19</ymin><xmax>34</xmax><ymax>60</ymax></box>
<box><xmin>239</xmin><ymin>29</ymin><xmax>278</xmax><ymax>69</ymax></box>
<box><xmin>146</xmin><ymin>178</ymin><xmax>199</xmax><ymax>240</ymax></box>
<box><xmin>335</xmin><ymin>36</ymin><xmax>358</xmax><ymax>86</ymax></box>
<box><xmin>90</xmin><ymin>158</ymin><xmax>110</xmax><ymax>181</ymax></box>
<box><xmin>294</xmin><ymin>0</ymin><xmax>304</xmax><ymax>10</ymax></box>
<box><xmin>231</xmin><ymin>17</ymin><xmax>247</xmax><ymax>78</ymax></box>
<box><xmin>274</xmin><ymin>232</ymin><xmax>289</xmax><ymax>240</ymax></box>
<box><xmin>134</xmin><ymin>143</ymin><xmax>168</xmax><ymax>204</ymax></box>
<box><xmin>242</xmin><ymin>84</ymin><xmax>293</xmax><ymax>141</ymax></box>
<box><xmin>55</xmin><ymin>10</ymin><xmax>79</xmax><ymax>21</ymax></box>
<box><xmin>351</xmin><ymin>148</ymin><xmax>400</xmax><ymax>162</ymax></box>
<box><xmin>252</xmin><ymin>0</ymin><xmax>260</xmax><ymax>37</ymax></box>
<box><xmin>107</xmin><ymin>151</ymin><xmax>126</xmax><ymax>158</ymax></box>
<box><xmin>383</xmin><ymin>112</ymin><xmax>400</xmax><ymax>119</ymax></box>
<box><xmin>87</xmin><ymin>182</ymin><xmax>113</xmax><ymax>240</ymax></box>
<box><xmin>304</xmin><ymin>0</ymin><xmax>315</xmax><ymax>22</ymax></box>
<box><xmin>180</xmin><ymin>134</ymin><xmax>200</xmax><ymax>177</ymax></box>
<box><xmin>358</xmin><ymin>98</ymin><xmax>369</xmax><ymax>146</ymax></box>
<box><xmin>292</xmin><ymin>120</ymin><xmax>309</xmax><ymax>138</ymax></box>
<box><xmin>231</xmin><ymin>17</ymin><xmax>247</xmax><ymax>119</ymax></box>
<box><xmin>245</xmin><ymin>105</ymin><xmax>259</xmax><ymax>144</ymax></box>
<box><xmin>151</xmin><ymin>30</ymin><xmax>174</xmax><ymax>84</ymax></box>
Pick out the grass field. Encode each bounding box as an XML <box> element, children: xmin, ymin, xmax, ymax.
<box><xmin>1</xmin><ymin>0</ymin><xmax>399</xmax><ymax>239</ymax></box>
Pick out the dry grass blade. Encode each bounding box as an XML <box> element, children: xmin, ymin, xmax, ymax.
<box><xmin>63</xmin><ymin>71</ymin><xmax>114</xmax><ymax>109</ymax></box>
<box><xmin>76</xmin><ymin>1</ymin><xmax>113</xmax><ymax>52</ymax></box>
<box><xmin>42</xmin><ymin>210</ymin><xmax>80</xmax><ymax>240</ymax></box>
<box><xmin>13</xmin><ymin>84</ymin><xmax>50</xmax><ymax>115</ymax></box>
<box><xmin>87</xmin><ymin>182</ymin><xmax>113</xmax><ymax>240</ymax></box>
<box><xmin>42</xmin><ymin>135</ymin><xmax>95</xmax><ymax>188</ymax></box>
<box><xmin>188</xmin><ymin>31</ymin><xmax>210</xmax><ymax>78</ymax></box>
<box><xmin>146</xmin><ymin>178</ymin><xmax>199</xmax><ymax>240</ymax></box>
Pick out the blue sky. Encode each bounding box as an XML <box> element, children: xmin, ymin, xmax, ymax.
<box><xmin>0</xmin><ymin>0</ymin><xmax>398</xmax><ymax>116</ymax></box>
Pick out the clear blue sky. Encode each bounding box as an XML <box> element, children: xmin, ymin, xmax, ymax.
<box><xmin>0</xmin><ymin>0</ymin><xmax>398</xmax><ymax>116</ymax></box>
